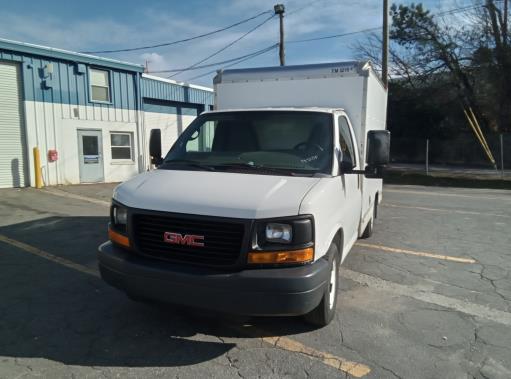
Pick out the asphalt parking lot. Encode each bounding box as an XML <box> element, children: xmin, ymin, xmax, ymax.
<box><xmin>0</xmin><ymin>183</ymin><xmax>510</xmax><ymax>379</ymax></box>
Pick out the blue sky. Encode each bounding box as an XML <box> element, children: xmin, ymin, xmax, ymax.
<box><xmin>1</xmin><ymin>0</ymin><xmax>477</xmax><ymax>86</ymax></box>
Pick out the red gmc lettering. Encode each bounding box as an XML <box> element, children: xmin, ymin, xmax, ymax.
<box><xmin>163</xmin><ymin>232</ymin><xmax>205</xmax><ymax>247</ymax></box>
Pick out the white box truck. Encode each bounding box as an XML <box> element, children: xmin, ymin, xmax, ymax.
<box><xmin>98</xmin><ymin>61</ymin><xmax>390</xmax><ymax>326</ymax></box>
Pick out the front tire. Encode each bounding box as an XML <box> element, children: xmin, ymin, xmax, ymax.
<box><xmin>304</xmin><ymin>243</ymin><xmax>340</xmax><ymax>327</ymax></box>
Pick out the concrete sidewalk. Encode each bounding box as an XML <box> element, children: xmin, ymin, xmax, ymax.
<box><xmin>45</xmin><ymin>183</ymin><xmax>119</xmax><ymax>203</ymax></box>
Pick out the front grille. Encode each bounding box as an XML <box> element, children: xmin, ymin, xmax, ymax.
<box><xmin>132</xmin><ymin>213</ymin><xmax>245</xmax><ymax>267</ymax></box>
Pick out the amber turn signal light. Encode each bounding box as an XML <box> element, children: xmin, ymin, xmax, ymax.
<box><xmin>108</xmin><ymin>227</ymin><xmax>130</xmax><ymax>248</ymax></box>
<box><xmin>248</xmin><ymin>247</ymin><xmax>313</xmax><ymax>264</ymax></box>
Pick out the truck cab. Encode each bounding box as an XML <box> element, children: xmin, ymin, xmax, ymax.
<box><xmin>98</xmin><ymin>61</ymin><xmax>390</xmax><ymax>326</ymax></box>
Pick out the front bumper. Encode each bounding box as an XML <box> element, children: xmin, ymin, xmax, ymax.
<box><xmin>98</xmin><ymin>242</ymin><xmax>329</xmax><ymax>316</ymax></box>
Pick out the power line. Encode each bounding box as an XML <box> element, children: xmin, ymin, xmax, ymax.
<box><xmin>147</xmin><ymin>44</ymin><xmax>279</xmax><ymax>74</ymax></box>
<box><xmin>156</xmin><ymin>4</ymin><xmax>484</xmax><ymax>78</ymax></box>
<box><xmin>287</xmin><ymin>2</ymin><xmax>502</xmax><ymax>45</ymax></box>
<box><xmin>81</xmin><ymin>10</ymin><xmax>272</xmax><ymax>54</ymax></box>
<box><xmin>288</xmin><ymin>27</ymin><xmax>379</xmax><ymax>43</ymax></box>
<box><xmin>144</xmin><ymin>1</ymin><xmax>497</xmax><ymax>80</ymax></box>
<box><xmin>184</xmin><ymin>44</ymin><xmax>279</xmax><ymax>81</ymax></box>
<box><xmin>169</xmin><ymin>13</ymin><xmax>276</xmax><ymax>78</ymax></box>
<box><xmin>286</xmin><ymin>0</ymin><xmax>323</xmax><ymax>17</ymax></box>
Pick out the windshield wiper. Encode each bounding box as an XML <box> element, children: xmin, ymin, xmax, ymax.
<box><xmin>161</xmin><ymin>159</ymin><xmax>216</xmax><ymax>171</ymax></box>
<box><xmin>214</xmin><ymin>162</ymin><xmax>311</xmax><ymax>176</ymax></box>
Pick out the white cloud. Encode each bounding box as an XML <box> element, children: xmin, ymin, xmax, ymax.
<box><xmin>0</xmin><ymin>0</ymin><xmax>470</xmax><ymax>85</ymax></box>
<box><xmin>140</xmin><ymin>52</ymin><xmax>169</xmax><ymax>72</ymax></box>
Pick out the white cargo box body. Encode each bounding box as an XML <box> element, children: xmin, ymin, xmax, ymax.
<box><xmin>214</xmin><ymin>61</ymin><xmax>387</xmax><ymax>162</ymax></box>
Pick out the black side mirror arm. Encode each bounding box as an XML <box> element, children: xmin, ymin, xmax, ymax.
<box><xmin>345</xmin><ymin>165</ymin><xmax>385</xmax><ymax>178</ymax></box>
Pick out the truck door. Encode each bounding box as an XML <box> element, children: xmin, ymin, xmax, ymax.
<box><xmin>337</xmin><ymin>116</ymin><xmax>362</xmax><ymax>248</ymax></box>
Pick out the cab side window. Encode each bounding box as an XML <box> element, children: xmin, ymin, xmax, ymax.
<box><xmin>338</xmin><ymin>116</ymin><xmax>356</xmax><ymax>166</ymax></box>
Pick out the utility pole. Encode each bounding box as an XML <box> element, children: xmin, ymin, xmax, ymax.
<box><xmin>382</xmin><ymin>0</ymin><xmax>389</xmax><ymax>88</ymax></box>
<box><xmin>504</xmin><ymin>0</ymin><xmax>508</xmax><ymax>46</ymax></box>
<box><xmin>274</xmin><ymin>4</ymin><xmax>285</xmax><ymax>66</ymax></box>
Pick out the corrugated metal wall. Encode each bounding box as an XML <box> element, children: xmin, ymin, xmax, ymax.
<box><xmin>0</xmin><ymin>46</ymin><xmax>214</xmax><ymax>187</ymax></box>
<box><xmin>1</xmin><ymin>50</ymin><xmax>138</xmax><ymax>123</ymax></box>
<box><xmin>141</xmin><ymin>77</ymin><xmax>214</xmax><ymax>107</ymax></box>
<box><xmin>1</xmin><ymin>49</ymin><xmax>141</xmax><ymax>186</ymax></box>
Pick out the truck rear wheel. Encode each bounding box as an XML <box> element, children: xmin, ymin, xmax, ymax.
<box><xmin>361</xmin><ymin>201</ymin><xmax>377</xmax><ymax>239</ymax></box>
<box><xmin>303</xmin><ymin>243</ymin><xmax>340</xmax><ymax>327</ymax></box>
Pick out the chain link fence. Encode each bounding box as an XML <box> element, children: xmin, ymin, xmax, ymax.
<box><xmin>390</xmin><ymin>134</ymin><xmax>511</xmax><ymax>169</ymax></box>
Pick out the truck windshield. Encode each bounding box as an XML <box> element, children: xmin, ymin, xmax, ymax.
<box><xmin>163</xmin><ymin>111</ymin><xmax>334</xmax><ymax>176</ymax></box>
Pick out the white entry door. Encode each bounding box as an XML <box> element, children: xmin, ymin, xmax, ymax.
<box><xmin>77</xmin><ymin>130</ymin><xmax>104</xmax><ymax>183</ymax></box>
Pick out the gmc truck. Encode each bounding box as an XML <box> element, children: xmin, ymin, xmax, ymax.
<box><xmin>98</xmin><ymin>61</ymin><xmax>390</xmax><ymax>326</ymax></box>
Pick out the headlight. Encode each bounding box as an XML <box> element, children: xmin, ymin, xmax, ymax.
<box><xmin>109</xmin><ymin>202</ymin><xmax>129</xmax><ymax>247</ymax></box>
<box><xmin>111</xmin><ymin>202</ymin><xmax>128</xmax><ymax>234</ymax></box>
<box><xmin>252</xmin><ymin>215</ymin><xmax>314</xmax><ymax>255</ymax></box>
<box><xmin>265</xmin><ymin>223</ymin><xmax>292</xmax><ymax>243</ymax></box>
<box><xmin>113</xmin><ymin>206</ymin><xmax>127</xmax><ymax>225</ymax></box>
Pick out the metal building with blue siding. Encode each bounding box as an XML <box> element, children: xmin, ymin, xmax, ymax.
<box><xmin>0</xmin><ymin>38</ymin><xmax>214</xmax><ymax>188</ymax></box>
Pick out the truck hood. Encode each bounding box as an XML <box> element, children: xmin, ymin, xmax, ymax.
<box><xmin>114</xmin><ymin>169</ymin><xmax>322</xmax><ymax>219</ymax></box>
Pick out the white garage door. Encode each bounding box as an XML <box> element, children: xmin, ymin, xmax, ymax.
<box><xmin>143</xmin><ymin>100</ymin><xmax>200</xmax><ymax>156</ymax></box>
<box><xmin>0</xmin><ymin>62</ymin><xmax>27</xmax><ymax>188</ymax></box>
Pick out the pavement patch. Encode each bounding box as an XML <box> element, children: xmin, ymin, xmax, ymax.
<box><xmin>341</xmin><ymin>267</ymin><xmax>511</xmax><ymax>326</ymax></box>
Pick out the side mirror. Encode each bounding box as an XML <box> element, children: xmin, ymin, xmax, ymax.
<box><xmin>149</xmin><ymin>129</ymin><xmax>163</xmax><ymax>165</ymax></box>
<box><xmin>362</xmin><ymin>130</ymin><xmax>390</xmax><ymax>179</ymax></box>
<box><xmin>366</xmin><ymin>130</ymin><xmax>390</xmax><ymax>167</ymax></box>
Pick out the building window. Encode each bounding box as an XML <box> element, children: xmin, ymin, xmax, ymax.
<box><xmin>90</xmin><ymin>68</ymin><xmax>111</xmax><ymax>102</ymax></box>
<box><xmin>110</xmin><ymin>133</ymin><xmax>133</xmax><ymax>160</ymax></box>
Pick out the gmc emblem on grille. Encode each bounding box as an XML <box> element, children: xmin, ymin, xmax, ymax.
<box><xmin>163</xmin><ymin>232</ymin><xmax>205</xmax><ymax>247</ymax></box>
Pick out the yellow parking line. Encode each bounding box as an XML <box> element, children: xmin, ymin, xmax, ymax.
<box><xmin>0</xmin><ymin>233</ymin><xmax>371</xmax><ymax>377</ymax></box>
<box><xmin>261</xmin><ymin>335</ymin><xmax>371</xmax><ymax>377</ymax></box>
<box><xmin>0</xmin><ymin>234</ymin><xmax>100</xmax><ymax>278</ymax></box>
<box><xmin>385</xmin><ymin>188</ymin><xmax>511</xmax><ymax>202</ymax></box>
<box><xmin>355</xmin><ymin>242</ymin><xmax>477</xmax><ymax>264</ymax></box>
<box><xmin>383</xmin><ymin>203</ymin><xmax>510</xmax><ymax>218</ymax></box>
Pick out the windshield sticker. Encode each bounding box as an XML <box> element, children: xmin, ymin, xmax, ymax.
<box><xmin>301</xmin><ymin>155</ymin><xmax>318</xmax><ymax>164</ymax></box>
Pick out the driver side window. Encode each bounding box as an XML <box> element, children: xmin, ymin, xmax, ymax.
<box><xmin>338</xmin><ymin>116</ymin><xmax>356</xmax><ymax>166</ymax></box>
<box><xmin>186</xmin><ymin>121</ymin><xmax>216</xmax><ymax>152</ymax></box>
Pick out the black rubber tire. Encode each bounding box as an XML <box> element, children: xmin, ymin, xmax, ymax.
<box><xmin>361</xmin><ymin>201</ymin><xmax>377</xmax><ymax>239</ymax></box>
<box><xmin>361</xmin><ymin>216</ymin><xmax>373</xmax><ymax>239</ymax></box>
<box><xmin>303</xmin><ymin>243</ymin><xmax>340</xmax><ymax>327</ymax></box>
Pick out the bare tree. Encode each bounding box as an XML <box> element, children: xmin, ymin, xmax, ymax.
<box><xmin>356</xmin><ymin>1</ymin><xmax>511</xmax><ymax>133</ymax></box>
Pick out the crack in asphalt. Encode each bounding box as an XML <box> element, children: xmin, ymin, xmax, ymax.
<box><xmin>479</xmin><ymin>266</ymin><xmax>511</xmax><ymax>303</ymax></box>
<box><xmin>213</xmin><ymin>335</ymin><xmax>245</xmax><ymax>378</ymax></box>
<box><xmin>3</xmin><ymin>186</ymin><xmax>511</xmax><ymax>378</ymax></box>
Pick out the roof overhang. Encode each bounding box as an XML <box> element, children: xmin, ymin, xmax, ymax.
<box><xmin>0</xmin><ymin>38</ymin><xmax>144</xmax><ymax>73</ymax></box>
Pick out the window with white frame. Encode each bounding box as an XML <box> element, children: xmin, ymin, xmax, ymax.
<box><xmin>90</xmin><ymin>68</ymin><xmax>111</xmax><ymax>102</ymax></box>
<box><xmin>110</xmin><ymin>133</ymin><xmax>133</xmax><ymax>160</ymax></box>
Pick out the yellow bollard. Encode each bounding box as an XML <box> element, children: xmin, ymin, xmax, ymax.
<box><xmin>33</xmin><ymin>147</ymin><xmax>43</xmax><ymax>189</ymax></box>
